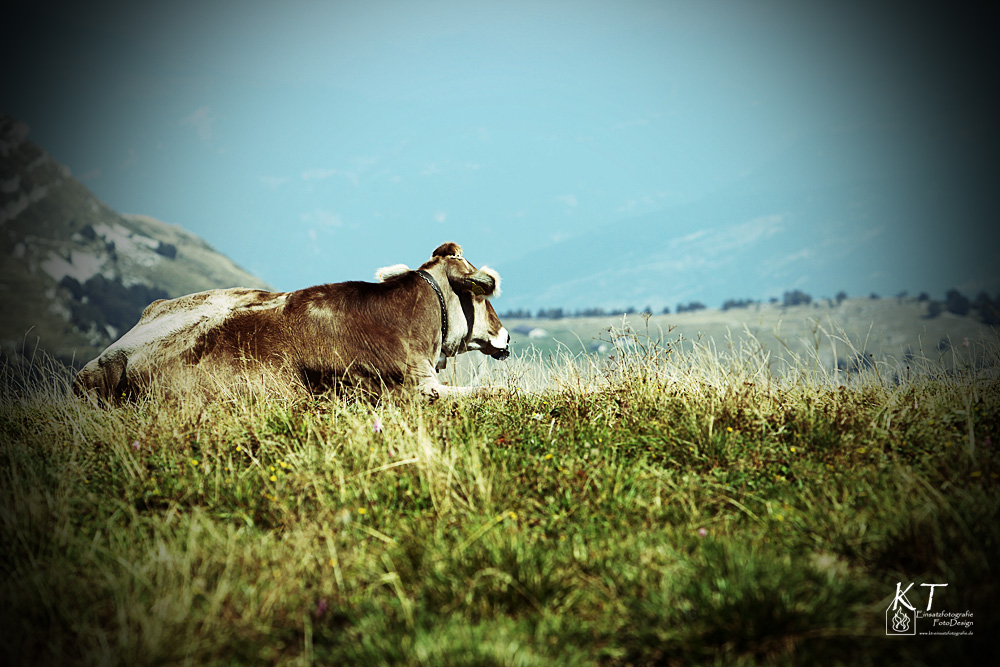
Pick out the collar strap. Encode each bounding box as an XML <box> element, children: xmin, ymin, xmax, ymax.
<box><xmin>415</xmin><ymin>270</ymin><xmax>448</xmax><ymax>346</ymax></box>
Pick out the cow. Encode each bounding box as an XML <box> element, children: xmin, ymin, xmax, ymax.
<box><xmin>73</xmin><ymin>242</ymin><xmax>511</xmax><ymax>403</ymax></box>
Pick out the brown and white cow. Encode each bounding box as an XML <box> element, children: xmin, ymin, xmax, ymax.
<box><xmin>73</xmin><ymin>242</ymin><xmax>511</xmax><ymax>402</ymax></box>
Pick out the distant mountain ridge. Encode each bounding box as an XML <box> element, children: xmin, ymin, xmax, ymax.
<box><xmin>495</xmin><ymin>128</ymin><xmax>998</xmax><ymax>314</ymax></box>
<box><xmin>0</xmin><ymin>115</ymin><xmax>273</xmax><ymax>366</ymax></box>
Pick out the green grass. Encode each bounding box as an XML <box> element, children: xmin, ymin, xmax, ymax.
<box><xmin>1</xmin><ymin>324</ymin><xmax>997</xmax><ymax>665</ymax></box>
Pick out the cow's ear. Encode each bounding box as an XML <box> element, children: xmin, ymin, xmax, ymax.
<box><xmin>375</xmin><ymin>264</ymin><xmax>410</xmax><ymax>282</ymax></box>
<box><xmin>450</xmin><ymin>266</ymin><xmax>501</xmax><ymax>297</ymax></box>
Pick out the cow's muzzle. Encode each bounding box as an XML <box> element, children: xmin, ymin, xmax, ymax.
<box><xmin>488</xmin><ymin>327</ymin><xmax>511</xmax><ymax>361</ymax></box>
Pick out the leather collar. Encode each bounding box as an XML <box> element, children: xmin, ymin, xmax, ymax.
<box><xmin>415</xmin><ymin>269</ymin><xmax>448</xmax><ymax>346</ymax></box>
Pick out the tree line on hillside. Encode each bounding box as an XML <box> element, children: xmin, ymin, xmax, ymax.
<box><xmin>500</xmin><ymin>288</ymin><xmax>1000</xmax><ymax>325</ymax></box>
<box><xmin>59</xmin><ymin>275</ymin><xmax>168</xmax><ymax>337</ymax></box>
<box><xmin>927</xmin><ymin>289</ymin><xmax>1000</xmax><ymax>324</ymax></box>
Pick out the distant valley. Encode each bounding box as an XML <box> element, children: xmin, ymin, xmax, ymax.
<box><xmin>3</xmin><ymin>115</ymin><xmax>996</xmax><ymax>373</ymax></box>
<box><xmin>493</xmin><ymin>128</ymin><xmax>998</xmax><ymax>314</ymax></box>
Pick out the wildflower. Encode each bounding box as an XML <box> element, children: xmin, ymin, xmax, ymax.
<box><xmin>190</xmin><ymin>459</ymin><xmax>199</xmax><ymax>466</ymax></box>
<box><xmin>726</xmin><ymin>427</ymin><xmax>733</xmax><ymax>433</ymax></box>
<box><xmin>963</xmin><ymin>337</ymin><xmax>970</xmax><ymax>348</ymax></box>
<box><xmin>544</xmin><ymin>453</ymin><xmax>553</xmax><ymax>460</ymax></box>
<box><xmin>132</xmin><ymin>441</ymin><xmax>140</xmax><ymax>450</ymax></box>
<box><xmin>698</xmin><ymin>527</ymin><xmax>708</xmax><ymax>537</ymax></box>
<box><xmin>776</xmin><ymin>514</ymin><xmax>785</xmax><ymax>522</ymax></box>
<box><xmin>269</xmin><ymin>475</ymin><xmax>277</xmax><ymax>482</ymax></box>
<box><xmin>357</xmin><ymin>507</ymin><xmax>367</xmax><ymax>515</ymax></box>
<box><xmin>531</xmin><ymin>412</ymin><xmax>544</xmax><ymax>421</ymax></box>
<box><xmin>508</xmin><ymin>511</ymin><xmax>518</xmax><ymax>520</ymax></box>
<box><xmin>790</xmin><ymin>447</ymin><xmax>797</xmax><ymax>453</ymax></box>
<box><xmin>314</xmin><ymin>598</ymin><xmax>328</xmax><ymax>618</ymax></box>
<box><xmin>372</xmin><ymin>415</ymin><xmax>383</xmax><ymax>433</ymax></box>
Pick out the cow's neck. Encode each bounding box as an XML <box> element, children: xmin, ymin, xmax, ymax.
<box><xmin>415</xmin><ymin>269</ymin><xmax>449</xmax><ymax>352</ymax></box>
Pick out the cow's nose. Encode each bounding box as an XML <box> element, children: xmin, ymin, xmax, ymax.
<box><xmin>490</xmin><ymin>327</ymin><xmax>511</xmax><ymax>360</ymax></box>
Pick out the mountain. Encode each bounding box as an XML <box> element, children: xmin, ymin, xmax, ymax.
<box><xmin>495</xmin><ymin>128</ymin><xmax>999</xmax><ymax>315</ymax></box>
<box><xmin>0</xmin><ymin>115</ymin><xmax>273</xmax><ymax>366</ymax></box>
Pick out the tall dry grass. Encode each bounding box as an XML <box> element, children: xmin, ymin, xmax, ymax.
<box><xmin>1</xmin><ymin>322</ymin><xmax>997</xmax><ymax>664</ymax></box>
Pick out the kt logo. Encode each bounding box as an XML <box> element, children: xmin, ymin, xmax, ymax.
<box><xmin>886</xmin><ymin>582</ymin><xmax>948</xmax><ymax>636</ymax></box>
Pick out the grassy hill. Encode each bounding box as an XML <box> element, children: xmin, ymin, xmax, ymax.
<box><xmin>1</xmin><ymin>319</ymin><xmax>995</xmax><ymax>664</ymax></box>
<box><xmin>499</xmin><ymin>297</ymin><xmax>995</xmax><ymax>375</ymax></box>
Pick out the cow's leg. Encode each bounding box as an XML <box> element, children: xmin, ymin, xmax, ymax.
<box><xmin>412</xmin><ymin>359</ymin><xmax>500</xmax><ymax>399</ymax></box>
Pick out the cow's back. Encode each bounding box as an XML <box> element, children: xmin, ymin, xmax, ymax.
<box><xmin>74</xmin><ymin>288</ymin><xmax>288</xmax><ymax>401</ymax></box>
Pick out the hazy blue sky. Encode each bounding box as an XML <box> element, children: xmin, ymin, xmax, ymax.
<box><xmin>3</xmin><ymin>1</ymin><xmax>996</xmax><ymax>306</ymax></box>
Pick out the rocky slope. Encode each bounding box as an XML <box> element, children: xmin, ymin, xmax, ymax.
<box><xmin>1</xmin><ymin>115</ymin><xmax>272</xmax><ymax>367</ymax></box>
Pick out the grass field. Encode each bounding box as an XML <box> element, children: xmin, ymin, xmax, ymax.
<box><xmin>502</xmin><ymin>298</ymin><xmax>994</xmax><ymax>371</ymax></box>
<box><xmin>1</xmin><ymin>316</ymin><xmax>997</xmax><ymax>665</ymax></box>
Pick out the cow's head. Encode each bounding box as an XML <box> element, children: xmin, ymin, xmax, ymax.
<box><xmin>377</xmin><ymin>242</ymin><xmax>510</xmax><ymax>360</ymax></box>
